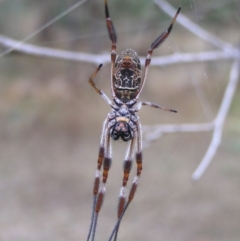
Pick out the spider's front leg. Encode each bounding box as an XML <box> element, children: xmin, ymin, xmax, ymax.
<box><xmin>118</xmin><ymin>133</ymin><xmax>137</xmax><ymax>218</ymax></box>
<box><xmin>95</xmin><ymin>126</ymin><xmax>112</xmax><ymax>215</ymax></box>
<box><xmin>109</xmin><ymin>121</ymin><xmax>143</xmax><ymax>241</ymax></box>
<box><xmin>87</xmin><ymin>118</ymin><xmax>113</xmax><ymax>241</ymax></box>
<box><xmin>87</xmin><ymin>118</ymin><xmax>108</xmax><ymax>241</ymax></box>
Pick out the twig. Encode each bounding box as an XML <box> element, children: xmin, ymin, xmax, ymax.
<box><xmin>0</xmin><ymin>35</ymin><xmax>239</xmax><ymax>67</ymax></box>
<box><xmin>192</xmin><ymin>59</ymin><xmax>240</xmax><ymax>180</ymax></box>
<box><xmin>143</xmin><ymin>122</ymin><xmax>214</xmax><ymax>148</ymax></box>
<box><xmin>0</xmin><ymin>0</ymin><xmax>87</xmax><ymax>58</ymax></box>
<box><xmin>142</xmin><ymin>59</ymin><xmax>239</xmax><ymax>180</ymax></box>
<box><xmin>154</xmin><ymin>0</ymin><xmax>235</xmax><ymax>52</ymax></box>
<box><xmin>149</xmin><ymin>50</ymin><xmax>239</xmax><ymax>66</ymax></box>
<box><xmin>0</xmin><ymin>35</ymin><xmax>108</xmax><ymax>64</ymax></box>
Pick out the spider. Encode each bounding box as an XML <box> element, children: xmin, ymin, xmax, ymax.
<box><xmin>86</xmin><ymin>1</ymin><xmax>181</xmax><ymax>240</ymax></box>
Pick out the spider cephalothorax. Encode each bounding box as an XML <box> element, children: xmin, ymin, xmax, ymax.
<box><xmin>87</xmin><ymin>1</ymin><xmax>180</xmax><ymax>240</ymax></box>
<box><xmin>113</xmin><ymin>49</ymin><xmax>142</xmax><ymax>102</ymax></box>
<box><xmin>109</xmin><ymin>98</ymin><xmax>138</xmax><ymax>141</ymax></box>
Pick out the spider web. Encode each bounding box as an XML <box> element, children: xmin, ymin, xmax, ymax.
<box><xmin>0</xmin><ymin>0</ymin><xmax>239</xmax><ymax>240</ymax></box>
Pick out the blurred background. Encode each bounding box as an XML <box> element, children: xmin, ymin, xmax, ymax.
<box><xmin>0</xmin><ymin>0</ymin><xmax>240</xmax><ymax>240</ymax></box>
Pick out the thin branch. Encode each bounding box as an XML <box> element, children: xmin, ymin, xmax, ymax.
<box><xmin>0</xmin><ymin>35</ymin><xmax>239</xmax><ymax>67</ymax></box>
<box><xmin>192</xmin><ymin>60</ymin><xmax>240</xmax><ymax>180</ymax></box>
<box><xmin>143</xmin><ymin>122</ymin><xmax>214</xmax><ymax>134</ymax></box>
<box><xmin>149</xmin><ymin>50</ymin><xmax>239</xmax><ymax>66</ymax></box>
<box><xmin>143</xmin><ymin>122</ymin><xmax>214</xmax><ymax>148</ymax></box>
<box><xmin>154</xmin><ymin>0</ymin><xmax>235</xmax><ymax>52</ymax></box>
<box><xmin>0</xmin><ymin>0</ymin><xmax>87</xmax><ymax>58</ymax></box>
<box><xmin>142</xmin><ymin>59</ymin><xmax>239</xmax><ymax>180</ymax></box>
<box><xmin>0</xmin><ymin>35</ymin><xmax>108</xmax><ymax>64</ymax></box>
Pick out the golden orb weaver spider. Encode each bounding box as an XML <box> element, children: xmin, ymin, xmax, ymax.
<box><xmin>87</xmin><ymin>1</ymin><xmax>181</xmax><ymax>240</ymax></box>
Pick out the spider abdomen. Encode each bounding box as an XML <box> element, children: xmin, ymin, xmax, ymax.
<box><xmin>113</xmin><ymin>49</ymin><xmax>142</xmax><ymax>103</ymax></box>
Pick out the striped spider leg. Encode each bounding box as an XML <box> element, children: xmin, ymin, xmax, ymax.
<box><xmin>86</xmin><ymin>1</ymin><xmax>181</xmax><ymax>241</ymax></box>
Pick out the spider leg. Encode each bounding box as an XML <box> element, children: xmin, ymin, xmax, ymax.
<box><xmin>88</xmin><ymin>64</ymin><xmax>113</xmax><ymax>106</ymax></box>
<box><xmin>90</xmin><ymin>123</ymin><xmax>112</xmax><ymax>241</ymax></box>
<box><xmin>149</xmin><ymin>7</ymin><xmax>181</xmax><ymax>51</ymax></box>
<box><xmin>86</xmin><ymin>119</ymin><xmax>112</xmax><ymax>241</ymax></box>
<box><xmin>108</xmin><ymin>122</ymin><xmax>143</xmax><ymax>241</ymax></box>
<box><xmin>87</xmin><ymin>119</ymin><xmax>108</xmax><ymax>241</ymax></box>
<box><xmin>104</xmin><ymin>0</ymin><xmax>117</xmax><ymax>97</ymax></box>
<box><xmin>135</xmin><ymin>101</ymin><xmax>177</xmax><ymax>113</ymax></box>
<box><xmin>136</xmin><ymin>7</ymin><xmax>181</xmax><ymax>99</ymax></box>
<box><xmin>113</xmin><ymin>133</ymin><xmax>137</xmax><ymax>240</ymax></box>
